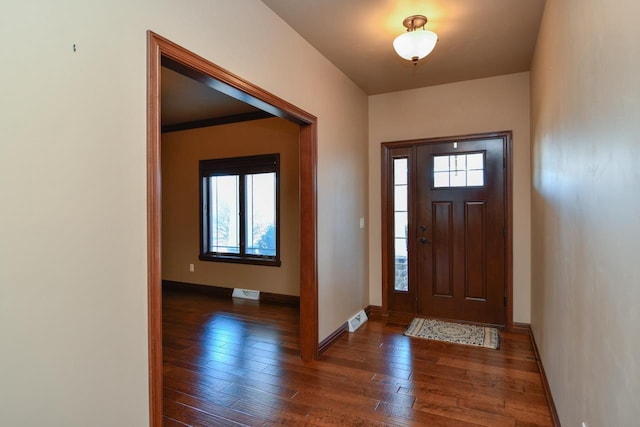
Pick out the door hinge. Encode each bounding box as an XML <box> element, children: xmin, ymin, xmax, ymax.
<box><xmin>504</xmin><ymin>296</ymin><xmax>508</xmax><ymax>307</ymax></box>
<box><xmin>503</xmin><ymin>227</ymin><xmax>507</xmax><ymax>238</ymax></box>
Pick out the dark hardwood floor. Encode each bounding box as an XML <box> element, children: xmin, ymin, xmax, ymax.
<box><xmin>163</xmin><ymin>289</ymin><xmax>553</xmax><ymax>426</ymax></box>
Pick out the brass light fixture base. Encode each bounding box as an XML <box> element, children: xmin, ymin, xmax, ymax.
<box><xmin>402</xmin><ymin>15</ymin><xmax>427</xmax><ymax>31</ymax></box>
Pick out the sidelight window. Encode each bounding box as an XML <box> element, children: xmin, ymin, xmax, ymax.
<box><xmin>393</xmin><ymin>157</ymin><xmax>409</xmax><ymax>292</ymax></box>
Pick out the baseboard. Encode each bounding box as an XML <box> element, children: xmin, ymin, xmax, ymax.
<box><xmin>260</xmin><ymin>291</ymin><xmax>300</xmax><ymax>306</ymax></box>
<box><xmin>318</xmin><ymin>322</ymin><xmax>348</xmax><ymax>355</ymax></box>
<box><xmin>161</xmin><ymin>280</ymin><xmax>300</xmax><ymax>306</ymax></box>
<box><xmin>525</xmin><ymin>325</ymin><xmax>561</xmax><ymax>427</ymax></box>
<box><xmin>511</xmin><ymin>322</ymin><xmax>531</xmax><ymax>334</ymax></box>
<box><xmin>365</xmin><ymin>305</ymin><xmax>385</xmax><ymax>320</ymax></box>
<box><xmin>162</xmin><ymin>280</ymin><xmax>232</xmax><ymax>297</ymax></box>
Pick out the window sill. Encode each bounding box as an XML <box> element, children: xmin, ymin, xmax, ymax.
<box><xmin>199</xmin><ymin>254</ymin><xmax>281</xmax><ymax>267</ymax></box>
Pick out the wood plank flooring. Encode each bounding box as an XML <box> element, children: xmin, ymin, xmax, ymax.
<box><xmin>163</xmin><ymin>289</ymin><xmax>553</xmax><ymax>426</ymax></box>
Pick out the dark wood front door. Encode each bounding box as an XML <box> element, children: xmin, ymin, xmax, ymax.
<box><xmin>384</xmin><ymin>133</ymin><xmax>509</xmax><ymax>326</ymax></box>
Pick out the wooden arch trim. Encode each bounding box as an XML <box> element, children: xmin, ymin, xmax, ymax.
<box><xmin>147</xmin><ymin>31</ymin><xmax>318</xmax><ymax>426</ymax></box>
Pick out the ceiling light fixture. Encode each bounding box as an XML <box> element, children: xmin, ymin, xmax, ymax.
<box><xmin>393</xmin><ymin>15</ymin><xmax>438</xmax><ymax>64</ymax></box>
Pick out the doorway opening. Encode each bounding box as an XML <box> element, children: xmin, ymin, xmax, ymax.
<box><xmin>147</xmin><ymin>32</ymin><xmax>318</xmax><ymax>426</ymax></box>
<box><xmin>381</xmin><ymin>132</ymin><xmax>513</xmax><ymax>329</ymax></box>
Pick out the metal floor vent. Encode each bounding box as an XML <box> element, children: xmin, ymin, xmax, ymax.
<box><xmin>348</xmin><ymin>309</ymin><xmax>368</xmax><ymax>332</ymax></box>
<box><xmin>232</xmin><ymin>288</ymin><xmax>260</xmax><ymax>300</ymax></box>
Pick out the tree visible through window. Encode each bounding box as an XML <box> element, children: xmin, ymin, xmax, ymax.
<box><xmin>200</xmin><ymin>154</ymin><xmax>280</xmax><ymax>266</ymax></box>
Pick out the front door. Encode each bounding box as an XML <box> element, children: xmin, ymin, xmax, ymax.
<box><xmin>384</xmin><ymin>133</ymin><xmax>508</xmax><ymax>326</ymax></box>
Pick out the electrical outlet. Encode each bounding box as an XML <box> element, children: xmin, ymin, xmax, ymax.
<box><xmin>582</xmin><ymin>422</ymin><xmax>587</xmax><ymax>427</ymax></box>
<box><xmin>359</xmin><ymin>217</ymin><xmax>365</xmax><ymax>229</ymax></box>
<box><xmin>189</xmin><ymin>263</ymin><xmax>194</xmax><ymax>272</ymax></box>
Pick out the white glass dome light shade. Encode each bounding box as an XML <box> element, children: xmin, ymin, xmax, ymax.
<box><xmin>393</xmin><ymin>30</ymin><xmax>438</xmax><ymax>62</ymax></box>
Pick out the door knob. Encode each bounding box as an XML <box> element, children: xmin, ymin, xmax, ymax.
<box><xmin>419</xmin><ymin>225</ymin><xmax>427</xmax><ymax>232</ymax></box>
<box><xmin>420</xmin><ymin>237</ymin><xmax>428</xmax><ymax>244</ymax></box>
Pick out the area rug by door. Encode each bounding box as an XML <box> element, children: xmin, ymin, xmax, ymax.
<box><xmin>404</xmin><ymin>318</ymin><xmax>500</xmax><ymax>349</ymax></box>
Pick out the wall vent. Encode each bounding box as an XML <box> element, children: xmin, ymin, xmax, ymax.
<box><xmin>232</xmin><ymin>288</ymin><xmax>260</xmax><ymax>300</ymax></box>
<box><xmin>348</xmin><ymin>309</ymin><xmax>368</xmax><ymax>333</ymax></box>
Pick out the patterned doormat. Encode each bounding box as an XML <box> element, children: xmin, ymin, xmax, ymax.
<box><xmin>404</xmin><ymin>318</ymin><xmax>500</xmax><ymax>349</ymax></box>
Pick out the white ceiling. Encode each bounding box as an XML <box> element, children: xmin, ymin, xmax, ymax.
<box><xmin>162</xmin><ymin>0</ymin><xmax>546</xmax><ymax>126</ymax></box>
<box><xmin>262</xmin><ymin>0</ymin><xmax>546</xmax><ymax>94</ymax></box>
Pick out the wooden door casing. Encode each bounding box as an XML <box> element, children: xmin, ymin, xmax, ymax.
<box><xmin>382</xmin><ymin>132</ymin><xmax>512</xmax><ymax>328</ymax></box>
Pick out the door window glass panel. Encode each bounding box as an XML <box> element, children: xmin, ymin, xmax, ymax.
<box><xmin>450</xmin><ymin>171</ymin><xmax>466</xmax><ymax>187</ymax></box>
<box><xmin>467</xmin><ymin>170</ymin><xmax>484</xmax><ymax>186</ymax></box>
<box><xmin>393</xmin><ymin>158</ymin><xmax>409</xmax><ymax>292</ymax></box>
<box><xmin>453</xmin><ymin>154</ymin><xmax>466</xmax><ymax>171</ymax></box>
<box><xmin>467</xmin><ymin>153</ymin><xmax>483</xmax><ymax>169</ymax></box>
<box><xmin>433</xmin><ymin>155</ymin><xmax>449</xmax><ymax>172</ymax></box>
<box><xmin>433</xmin><ymin>152</ymin><xmax>485</xmax><ymax>188</ymax></box>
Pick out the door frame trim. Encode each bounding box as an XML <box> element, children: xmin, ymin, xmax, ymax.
<box><xmin>380</xmin><ymin>131</ymin><xmax>513</xmax><ymax>330</ymax></box>
<box><xmin>147</xmin><ymin>32</ymin><xmax>319</xmax><ymax>426</ymax></box>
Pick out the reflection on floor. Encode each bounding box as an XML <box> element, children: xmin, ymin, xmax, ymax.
<box><xmin>163</xmin><ymin>289</ymin><xmax>553</xmax><ymax>426</ymax></box>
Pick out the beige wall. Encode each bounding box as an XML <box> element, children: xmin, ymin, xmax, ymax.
<box><xmin>530</xmin><ymin>0</ymin><xmax>640</xmax><ymax>425</ymax></box>
<box><xmin>162</xmin><ymin>118</ymin><xmax>300</xmax><ymax>296</ymax></box>
<box><xmin>369</xmin><ymin>72</ymin><xmax>532</xmax><ymax>323</ymax></box>
<box><xmin>0</xmin><ymin>0</ymin><xmax>368</xmax><ymax>425</ymax></box>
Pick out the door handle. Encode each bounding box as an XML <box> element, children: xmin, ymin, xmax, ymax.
<box><xmin>420</xmin><ymin>237</ymin><xmax>431</xmax><ymax>244</ymax></box>
<box><xmin>419</xmin><ymin>225</ymin><xmax>427</xmax><ymax>232</ymax></box>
